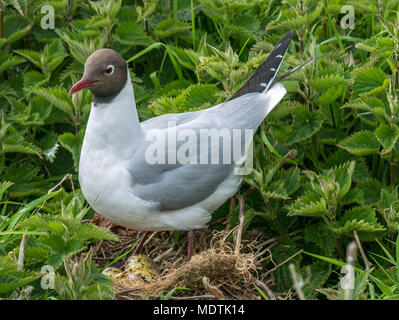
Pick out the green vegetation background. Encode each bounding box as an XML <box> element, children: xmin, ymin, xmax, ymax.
<box><xmin>1</xmin><ymin>0</ymin><xmax>399</xmax><ymax>300</ymax></box>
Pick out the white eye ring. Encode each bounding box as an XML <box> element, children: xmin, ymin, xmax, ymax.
<box><xmin>105</xmin><ymin>64</ymin><xmax>115</xmax><ymax>74</ymax></box>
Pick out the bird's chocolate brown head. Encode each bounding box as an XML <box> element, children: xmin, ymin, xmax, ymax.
<box><xmin>69</xmin><ymin>48</ymin><xmax>127</xmax><ymax>102</ymax></box>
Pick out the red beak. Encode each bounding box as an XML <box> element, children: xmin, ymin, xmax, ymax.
<box><xmin>69</xmin><ymin>77</ymin><xmax>98</xmax><ymax>96</ymax></box>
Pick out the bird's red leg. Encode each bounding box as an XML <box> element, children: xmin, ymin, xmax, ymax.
<box><xmin>187</xmin><ymin>229</ymin><xmax>195</xmax><ymax>261</ymax></box>
<box><xmin>132</xmin><ymin>231</ymin><xmax>149</xmax><ymax>255</ymax></box>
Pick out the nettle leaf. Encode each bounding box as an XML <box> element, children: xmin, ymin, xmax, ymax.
<box><xmin>357</xmin><ymin>178</ymin><xmax>383</xmax><ymax>205</ymax></box>
<box><xmin>268</xmin><ymin>100</ymin><xmax>304</xmax><ymax>121</ymax></box>
<box><xmin>342</xmin><ymin>96</ymin><xmax>388</xmax><ymax>122</ymax></box>
<box><xmin>3</xmin><ymin>162</ymin><xmax>50</xmax><ymax>197</ymax></box>
<box><xmin>377</xmin><ymin>186</ymin><xmax>399</xmax><ymax>212</ymax></box>
<box><xmin>7</xmin><ymin>96</ymin><xmax>51</xmax><ymax>126</ymax></box>
<box><xmin>340</xmin><ymin>206</ymin><xmax>375</xmax><ymax>223</ymax></box>
<box><xmin>30</xmin><ymin>96</ymin><xmax>52</xmax><ymax>121</ymax></box>
<box><xmin>353</xmin><ymin>66</ymin><xmax>387</xmax><ymax>96</ymax></box>
<box><xmin>75</xmin><ymin>223</ymin><xmax>118</xmax><ymax>242</ymax></box>
<box><xmin>59</xmin><ymin>130</ymin><xmax>85</xmax><ymax>171</ymax></box>
<box><xmin>42</xmin><ymin>236</ymin><xmax>86</xmax><ymax>269</ymax></box>
<box><xmin>42</xmin><ymin>39</ymin><xmax>69</xmax><ymax>72</ymax></box>
<box><xmin>14</xmin><ymin>49</ymin><xmax>42</xmax><ymax>69</ymax></box>
<box><xmin>302</xmin><ymin>261</ymin><xmax>332</xmax><ymax>300</ymax></box>
<box><xmin>0</xmin><ymin>181</ymin><xmax>13</xmax><ymax>200</ymax></box>
<box><xmin>178</xmin><ymin>3</ymin><xmax>202</xmax><ymax>21</ymax></box>
<box><xmin>331</xmin><ymin>161</ymin><xmax>355</xmax><ymax>201</ymax></box>
<box><xmin>304</xmin><ymin>223</ymin><xmax>336</xmax><ymax>256</ymax></box>
<box><xmin>153</xmin><ymin>18</ymin><xmax>191</xmax><ymax>39</ymax></box>
<box><xmin>116</xmin><ymin>6</ymin><xmax>139</xmax><ymax>23</ymax></box>
<box><xmin>375</xmin><ymin>124</ymin><xmax>399</xmax><ymax>154</ymax></box>
<box><xmin>55</xmin><ymin>28</ymin><xmax>108</xmax><ymax>65</ymax></box>
<box><xmin>332</xmin><ymin>206</ymin><xmax>385</xmax><ymax>234</ymax></box>
<box><xmin>268</xmin><ymin>243</ymin><xmax>302</xmax><ymax>292</ymax></box>
<box><xmin>338</xmin><ymin>131</ymin><xmax>380</xmax><ymax>155</ymax></box>
<box><xmin>288</xmin><ymin>192</ymin><xmax>326</xmax><ymax>217</ymax></box>
<box><xmin>23</xmin><ymin>71</ymin><xmax>51</xmax><ymax>89</ymax></box>
<box><xmin>309</xmin><ymin>74</ymin><xmax>347</xmax><ymax>92</ymax></box>
<box><xmin>169</xmin><ymin>46</ymin><xmax>200</xmax><ymax>70</ymax></box>
<box><xmin>114</xmin><ymin>21</ymin><xmax>153</xmax><ymax>46</ymax></box>
<box><xmin>150</xmin><ymin>84</ymin><xmax>220</xmax><ymax>115</ymax></box>
<box><xmin>268</xmin><ymin>4</ymin><xmax>323</xmax><ymax>31</ymax></box>
<box><xmin>30</xmin><ymin>87</ymin><xmax>74</xmax><ymax>116</ymax></box>
<box><xmin>0</xmin><ymin>83</ymin><xmax>15</xmax><ymax>97</ymax></box>
<box><xmin>264</xmin><ymin>181</ymin><xmax>289</xmax><ymax>200</ymax></box>
<box><xmin>39</xmin><ymin>132</ymin><xmax>59</xmax><ymax>163</ymax></box>
<box><xmin>340</xmin><ymin>187</ymin><xmax>364</xmax><ymax>206</ymax></box>
<box><xmin>315</xmin><ymin>85</ymin><xmax>345</xmax><ymax>106</ymax></box>
<box><xmin>311</xmin><ymin>73</ymin><xmax>347</xmax><ymax>105</ymax></box>
<box><xmin>55</xmin><ymin>251</ymin><xmax>115</xmax><ymax>300</ymax></box>
<box><xmin>1</xmin><ymin>133</ymin><xmax>42</xmax><ymax>156</ymax></box>
<box><xmin>20</xmin><ymin>215</ymin><xmax>64</xmax><ymax>235</ymax></box>
<box><xmin>287</xmin><ymin>107</ymin><xmax>325</xmax><ymax>145</ymax></box>
<box><xmin>278</xmin><ymin>167</ymin><xmax>301</xmax><ymax>195</ymax></box>
<box><xmin>16</xmin><ymin>39</ymin><xmax>68</xmax><ymax>73</ymax></box>
<box><xmin>0</xmin><ymin>51</ymin><xmax>25</xmax><ymax>73</ymax></box>
<box><xmin>0</xmin><ymin>256</ymin><xmax>38</xmax><ymax>295</ymax></box>
<box><xmin>3</xmin><ymin>13</ymin><xmax>32</xmax><ymax>44</ymax></box>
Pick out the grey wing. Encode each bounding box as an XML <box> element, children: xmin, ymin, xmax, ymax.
<box><xmin>132</xmin><ymin>84</ymin><xmax>287</xmax><ymax>211</ymax></box>
<box><xmin>128</xmin><ymin>140</ymin><xmax>234</xmax><ymax>211</ymax></box>
<box><xmin>141</xmin><ymin>109</ymin><xmax>203</xmax><ymax>130</ymax></box>
<box><xmin>137</xmin><ymin>103</ymin><xmax>234</xmax><ymax>211</ymax></box>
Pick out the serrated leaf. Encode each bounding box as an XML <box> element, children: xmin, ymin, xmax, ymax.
<box><xmin>287</xmin><ymin>108</ymin><xmax>325</xmax><ymax>145</ymax></box>
<box><xmin>338</xmin><ymin>131</ymin><xmax>380</xmax><ymax>155</ymax></box>
<box><xmin>2</xmin><ymin>134</ymin><xmax>42</xmax><ymax>156</ymax></box>
<box><xmin>353</xmin><ymin>66</ymin><xmax>387</xmax><ymax>96</ymax></box>
<box><xmin>357</xmin><ymin>178</ymin><xmax>384</xmax><ymax>205</ymax></box>
<box><xmin>3</xmin><ymin>14</ymin><xmax>32</xmax><ymax>44</ymax></box>
<box><xmin>375</xmin><ymin>124</ymin><xmax>399</xmax><ymax>154</ymax></box>
<box><xmin>58</xmin><ymin>130</ymin><xmax>85</xmax><ymax>171</ymax></box>
<box><xmin>0</xmin><ymin>51</ymin><xmax>25</xmax><ymax>73</ymax></box>
<box><xmin>39</xmin><ymin>132</ymin><xmax>59</xmax><ymax>163</ymax></box>
<box><xmin>333</xmin><ymin>161</ymin><xmax>355</xmax><ymax>201</ymax></box>
<box><xmin>333</xmin><ymin>206</ymin><xmax>385</xmax><ymax>234</ymax></box>
<box><xmin>332</xmin><ymin>219</ymin><xmax>385</xmax><ymax>234</ymax></box>
<box><xmin>30</xmin><ymin>87</ymin><xmax>74</xmax><ymax>116</ymax></box>
<box><xmin>302</xmin><ymin>261</ymin><xmax>332</xmax><ymax>300</ymax></box>
<box><xmin>75</xmin><ymin>224</ymin><xmax>118</xmax><ymax>242</ymax></box>
<box><xmin>288</xmin><ymin>192</ymin><xmax>327</xmax><ymax>217</ymax></box>
<box><xmin>150</xmin><ymin>83</ymin><xmax>220</xmax><ymax>115</ymax></box>
<box><xmin>304</xmin><ymin>223</ymin><xmax>336</xmax><ymax>255</ymax></box>
<box><xmin>153</xmin><ymin>18</ymin><xmax>191</xmax><ymax>39</ymax></box>
<box><xmin>315</xmin><ymin>85</ymin><xmax>345</xmax><ymax>106</ymax></box>
<box><xmin>114</xmin><ymin>22</ymin><xmax>153</xmax><ymax>46</ymax></box>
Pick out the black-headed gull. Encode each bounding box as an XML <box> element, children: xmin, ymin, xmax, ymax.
<box><xmin>69</xmin><ymin>30</ymin><xmax>323</xmax><ymax>261</ymax></box>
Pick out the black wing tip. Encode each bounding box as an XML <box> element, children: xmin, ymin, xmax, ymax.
<box><xmin>283</xmin><ymin>30</ymin><xmax>294</xmax><ymax>41</ymax></box>
<box><xmin>228</xmin><ymin>31</ymin><xmax>294</xmax><ymax>101</ymax></box>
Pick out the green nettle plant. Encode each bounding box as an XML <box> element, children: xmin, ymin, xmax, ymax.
<box><xmin>1</xmin><ymin>0</ymin><xmax>399</xmax><ymax>300</ymax></box>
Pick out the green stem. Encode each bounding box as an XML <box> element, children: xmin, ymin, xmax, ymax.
<box><xmin>191</xmin><ymin>0</ymin><xmax>196</xmax><ymax>50</ymax></box>
<box><xmin>371</xmin><ymin>0</ymin><xmax>375</xmax><ymax>36</ymax></box>
<box><xmin>307</xmin><ymin>89</ymin><xmax>319</xmax><ymax>168</ymax></box>
<box><xmin>322</xmin><ymin>0</ymin><xmax>344</xmax><ymax>50</ymax></box>
<box><xmin>322</xmin><ymin>6</ymin><xmax>328</xmax><ymax>40</ymax></box>
<box><xmin>0</xmin><ymin>4</ymin><xmax>3</xmax><ymax>39</ymax></box>
<box><xmin>390</xmin><ymin>150</ymin><xmax>397</xmax><ymax>185</ymax></box>
<box><xmin>172</xmin><ymin>0</ymin><xmax>177</xmax><ymax>20</ymax></box>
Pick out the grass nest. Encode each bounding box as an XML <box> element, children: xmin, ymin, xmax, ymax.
<box><xmin>91</xmin><ymin>214</ymin><xmax>281</xmax><ymax>300</ymax></box>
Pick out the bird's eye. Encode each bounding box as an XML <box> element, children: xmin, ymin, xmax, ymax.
<box><xmin>105</xmin><ymin>65</ymin><xmax>115</xmax><ymax>74</ymax></box>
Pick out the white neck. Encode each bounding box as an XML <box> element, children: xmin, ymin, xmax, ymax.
<box><xmin>83</xmin><ymin>72</ymin><xmax>143</xmax><ymax>159</ymax></box>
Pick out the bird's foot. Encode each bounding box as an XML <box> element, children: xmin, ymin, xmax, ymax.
<box><xmin>132</xmin><ymin>231</ymin><xmax>150</xmax><ymax>255</ymax></box>
<box><xmin>187</xmin><ymin>229</ymin><xmax>195</xmax><ymax>262</ymax></box>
